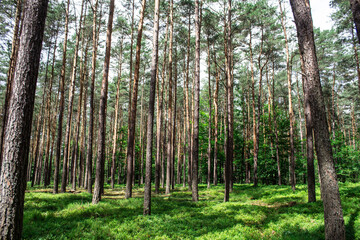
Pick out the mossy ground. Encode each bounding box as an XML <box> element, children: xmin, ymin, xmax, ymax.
<box><xmin>23</xmin><ymin>182</ymin><xmax>360</xmax><ymax>239</ymax></box>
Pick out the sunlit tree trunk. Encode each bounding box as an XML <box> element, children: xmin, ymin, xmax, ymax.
<box><xmin>143</xmin><ymin>0</ymin><xmax>160</xmax><ymax>214</ymax></box>
<box><xmin>171</xmin><ymin>50</ymin><xmax>178</xmax><ymax>190</ymax></box>
<box><xmin>0</xmin><ymin>0</ymin><xmax>23</xmax><ymax>171</ymax></box>
<box><xmin>192</xmin><ymin>0</ymin><xmax>201</xmax><ymax>202</ymax></box>
<box><xmin>279</xmin><ymin>0</ymin><xmax>295</xmax><ymax>191</ymax></box>
<box><xmin>31</xmin><ymin>71</ymin><xmax>47</xmax><ymax>187</ymax></box>
<box><xmin>206</xmin><ymin>38</ymin><xmax>212</xmax><ymax>189</ymax></box>
<box><xmin>110</xmin><ymin>39</ymin><xmax>123</xmax><ymax>189</ymax></box>
<box><xmin>0</xmin><ymin>0</ymin><xmax>48</xmax><ymax>237</ymax></box>
<box><xmin>79</xmin><ymin>48</ymin><xmax>88</xmax><ymax>188</ymax></box>
<box><xmin>165</xmin><ymin>0</ymin><xmax>174</xmax><ymax>195</ymax></box>
<box><xmin>44</xmin><ymin>33</ymin><xmax>58</xmax><ymax>186</ymax></box>
<box><xmin>125</xmin><ymin>0</ymin><xmax>147</xmax><ymax>198</ymax></box>
<box><xmin>224</xmin><ymin>0</ymin><xmax>233</xmax><ymax>201</ymax></box>
<box><xmin>213</xmin><ymin>52</ymin><xmax>219</xmax><ymax>186</ymax></box>
<box><xmin>92</xmin><ymin>0</ymin><xmax>115</xmax><ymax>204</ymax></box>
<box><xmin>86</xmin><ymin>0</ymin><xmax>99</xmax><ymax>194</ymax></box>
<box><xmin>290</xmin><ymin>0</ymin><xmax>345</xmax><ymax>238</ymax></box>
<box><xmin>61</xmin><ymin>0</ymin><xmax>85</xmax><ymax>192</ymax></box>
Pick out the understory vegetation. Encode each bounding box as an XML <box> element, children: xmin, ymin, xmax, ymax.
<box><xmin>23</xmin><ymin>183</ymin><xmax>360</xmax><ymax>240</ymax></box>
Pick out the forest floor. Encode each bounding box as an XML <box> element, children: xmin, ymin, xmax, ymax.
<box><xmin>23</xmin><ymin>182</ymin><xmax>360</xmax><ymax>239</ymax></box>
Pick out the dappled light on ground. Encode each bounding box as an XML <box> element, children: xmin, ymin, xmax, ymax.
<box><xmin>23</xmin><ymin>183</ymin><xmax>360</xmax><ymax>239</ymax></box>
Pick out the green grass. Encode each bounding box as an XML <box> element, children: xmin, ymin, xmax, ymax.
<box><xmin>23</xmin><ymin>182</ymin><xmax>360</xmax><ymax>239</ymax></box>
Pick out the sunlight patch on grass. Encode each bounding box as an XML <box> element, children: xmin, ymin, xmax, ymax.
<box><xmin>22</xmin><ymin>183</ymin><xmax>360</xmax><ymax>239</ymax></box>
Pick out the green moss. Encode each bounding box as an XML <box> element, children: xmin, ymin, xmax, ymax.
<box><xmin>22</xmin><ymin>183</ymin><xmax>360</xmax><ymax>239</ymax></box>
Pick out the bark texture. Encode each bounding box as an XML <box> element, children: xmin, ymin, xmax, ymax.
<box><xmin>86</xmin><ymin>0</ymin><xmax>99</xmax><ymax>194</ymax></box>
<box><xmin>53</xmin><ymin>0</ymin><xmax>70</xmax><ymax>194</ymax></box>
<box><xmin>350</xmin><ymin>0</ymin><xmax>360</xmax><ymax>45</ymax></box>
<box><xmin>125</xmin><ymin>0</ymin><xmax>146</xmax><ymax>198</ymax></box>
<box><xmin>0</xmin><ymin>0</ymin><xmax>48</xmax><ymax>237</ymax></box>
<box><xmin>290</xmin><ymin>0</ymin><xmax>345</xmax><ymax>239</ymax></box>
<box><xmin>144</xmin><ymin>0</ymin><xmax>160</xmax><ymax>215</ymax></box>
<box><xmin>92</xmin><ymin>0</ymin><xmax>114</xmax><ymax>204</ymax></box>
<box><xmin>192</xmin><ymin>0</ymin><xmax>200</xmax><ymax>202</ymax></box>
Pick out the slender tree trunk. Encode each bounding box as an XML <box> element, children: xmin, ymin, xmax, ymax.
<box><xmin>213</xmin><ymin>53</ymin><xmax>219</xmax><ymax>185</ymax></box>
<box><xmin>79</xmin><ymin>50</ymin><xmax>88</xmax><ymax>188</ymax></box>
<box><xmin>165</xmin><ymin>0</ymin><xmax>174</xmax><ymax>195</ymax></box>
<box><xmin>161</xmin><ymin>108</ymin><xmax>167</xmax><ymax>188</ymax></box>
<box><xmin>271</xmin><ymin>61</ymin><xmax>281</xmax><ymax>185</ymax></box>
<box><xmin>165</xmin><ymin>0</ymin><xmax>174</xmax><ymax>194</ymax></box>
<box><xmin>279</xmin><ymin>0</ymin><xmax>295</xmax><ymax>191</ymax></box>
<box><xmin>126</xmin><ymin>0</ymin><xmax>135</xmax><ymax>187</ymax></box>
<box><xmin>86</xmin><ymin>0</ymin><xmax>99</xmax><ymax>194</ymax></box>
<box><xmin>0</xmin><ymin>0</ymin><xmax>23</xmax><ymax>172</ymax></box>
<box><xmin>43</xmin><ymin>31</ymin><xmax>58</xmax><ymax>186</ymax></box>
<box><xmin>182</xmin><ymin>61</ymin><xmax>187</xmax><ymax>187</ymax></box>
<box><xmin>92</xmin><ymin>0</ymin><xmax>114</xmax><ymax>204</ymax></box>
<box><xmin>31</xmin><ymin>72</ymin><xmax>48</xmax><ymax>187</ymax></box>
<box><xmin>249</xmin><ymin>30</ymin><xmax>259</xmax><ymax>187</ymax></box>
<box><xmin>290</xmin><ymin>1</ymin><xmax>345</xmax><ymax>238</ymax></box>
<box><xmin>185</xmin><ymin>14</ymin><xmax>192</xmax><ymax>190</ymax></box>
<box><xmin>61</xmin><ymin>0</ymin><xmax>84</xmax><ymax>192</ymax></box>
<box><xmin>125</xmin><ymin>0</ymin><xmax>147</xmax><ymax>199</ymax></box>
<box><xmin>110</xmin><ymin>40</ymin><xmax>123</xmax><ymax>189</ymax></box>
<box><xmin>72</xmin><ymin>19</ymin><xmax>88</xmax><ymax>190</ymax></box>
<box><xmin>245</xmin><ymin>89</ymin><xmax>251</xmax><ymax>184</ymax></box>
<box><xmin>171</xmin><ymin>50</ymin><xmax>178</xmax><ymax>190</ymax></box>
<box><xmin>176</xmin><ymin>116</ymin><xmax>182</xmax><ymax>184</ymax></box>
<box><xmin>224</xmin><ymin>0</ymin><xmax>233</xmax><ymax>202</ymax></box>
<box><xmin>192</xmin><ymin>0</ymin><xmax>201</xmax><ymax>202</ymax></box>
<box><xmin>144</xmin><ymin>0</ymin><xmax>160</xmax><ymax>214</ymax></box>
<box><xmin>0</xmin><ymin>0</ymin><xmax>48</xmax><ymax>237</ymax></box>
<box><xmin>300</xmin><ymin>58</ymin><xmax>316</xmax><ymax>202</ymax></box>
<box><xmin>207</xmin><ymin>38</ymin><xmax>212</xmax><ymax>189</ymax></box>
<box><xmin>155</xmin><ymin>14</ymin><xmax>169</xmax><ymax>194</ymax></box>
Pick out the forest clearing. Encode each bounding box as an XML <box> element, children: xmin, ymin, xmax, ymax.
<box><xmin>1</xmin><ymin>0</ymin><xmax>360</xmax><ymax>239</ymax></box>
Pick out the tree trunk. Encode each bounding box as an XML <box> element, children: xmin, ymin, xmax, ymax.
<box><xmin>290</xmin><ymin>0</ymin><xmax>345</xmax><ymax>238</ymax></box>
<box><xmin>155</xmin><ymin>13</ymin><xmax>169</xmax><ymax>194</ymax></box>
<box><xmin>0</xmin><ymin>0</ymin><xmax>23</xmax><ymax>172</ymax></box>
<box><xmin>165</xmin><ymin>0</ymin><xmax>174</xmax><ymax>195</ymax></box>
<box><xmin>249</xmin><ymin>30</ymin><xmax>259</xmax><ymax>187</ymax></box>
<box><xmin>144</xmin><ymin>0</ymin><xmax>160</xmax><ymax>214</ymax></box>
<box><xmin>79</xmin><ymin>49</ymin><xmax>88</xmax><ymax>188</ymax></box>
<box><xmin>31</xmin><ymin>79</ymin><xmax>47</xmax><ymax>187</ymax></box>
<box><xmin>271</xmin><ymin>61</ymin><xmax>281</xmax><ymax>185</ymax></box>
<box><xmin>192</xmin><ymin>0</ymin><xmax>201</xmax><ymax>202</ymax></box>
<box><xmin>171</xmin><ymin>50</ymin><xmax>178</xmax><ymax>190</ymax></box>
<box><xmin>111</xmin><ymin>39</ymin><xmax>123</xmax><ymax>189</ymax></box>
<box><xmin>61</xmin><ymin>0</ymin><xmax>84</xmax><ymax>192</ymax></box>
<box><xmin>279</xmin><ymin>0</ymin><xmax>295</xmax><ymax>190</ymax></box>
<box><xmin>0</xmin><ymin>0</ymin><xmax>48</xmax><ymax>237</ymax></box>
<box><xmin>213</xmin><ymin>52</ymin><xmax>219</xmax><ymax>186</ymax></box>
<box><xmin>44</xmin><ymin>31</ymin><xmax>58</xmax><ymax>187</ymax></box>
<box><xmin>350</xmin><ymin>0</ymin><xmax>360</xmax><ymax>45</ymax></box>
<box><xmin>185</xmin><ymin>14</ymin><xmax>192</xmax><ymax>190</ymax></box>
<box><xmin>71</xmin><ymin>16</ymin><xmax>88</xmax><ymax>190</ymax></box>
<box><xmin>300</xmin><ymin>57</ymin><xmax>316</xmax><ymax>203</ymax></box>
<box><xmin>207</xmin><ymin>38</ymin><xmax>212</xmax><ymax>189</ymax></box>
<box><xmin>224</xmin><ymin>0</ymin><xmax>233</xmax><ymax>202</ymax></box>
<box><xmin>86</xmin><ymin>0</ymin><xmax>99</xmax><ymax>194</ymax></box>
<box><xmin>92</xmin><ymin>0</ymin><xmax>114</xmax><ymax>204</ymax></box>
<box><xmin>125</xmin><ymin>0</ymin><xmax>147</xmax><ymax>199</ymax></box>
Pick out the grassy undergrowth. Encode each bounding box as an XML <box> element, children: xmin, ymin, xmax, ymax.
<box><xmin>23</xmin><ymin>182</ymin><xmax>360</xmax><ymax>239</ymax></box>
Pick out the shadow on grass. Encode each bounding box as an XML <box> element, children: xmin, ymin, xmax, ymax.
<box><xmin>22</xmin><ymin>184</ymin><xmax>344</xmax><ymax>239</ymax></box>
<box><xmin>346</xmin><ymin>209</ymin><xmax>359</xmax><ymax>240</ymax></box>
